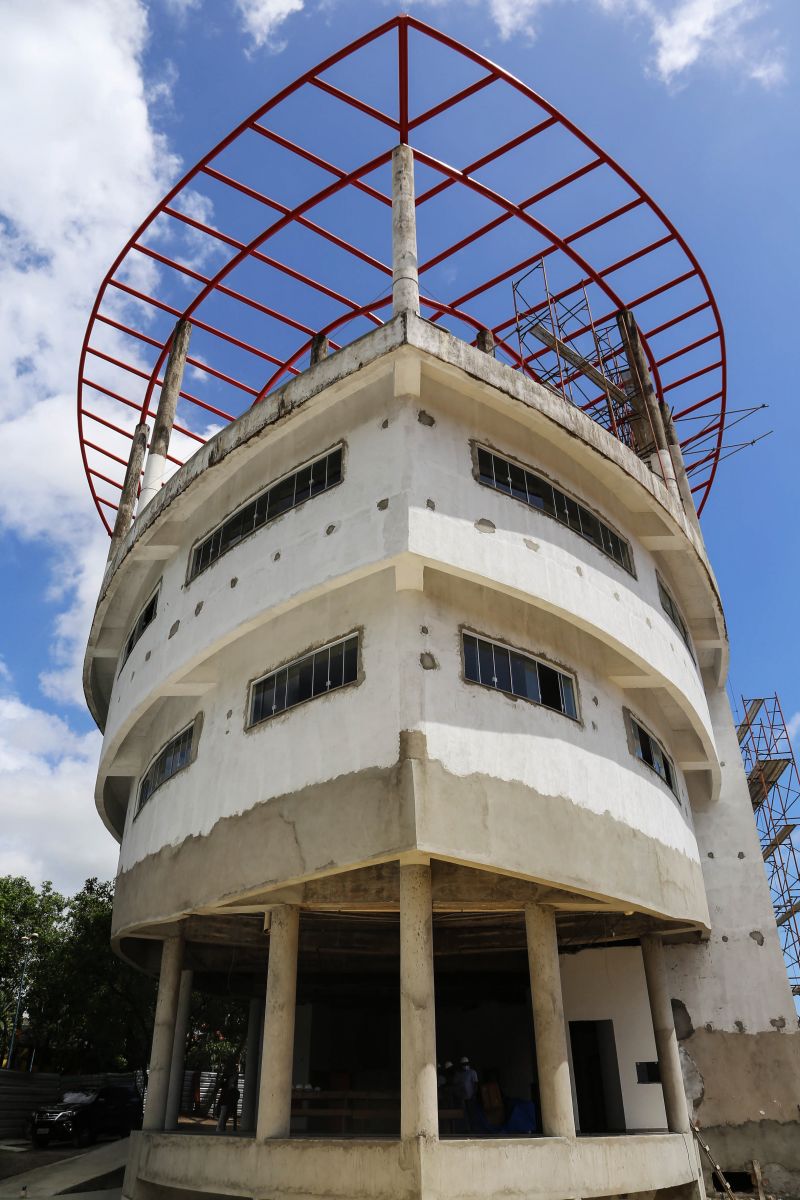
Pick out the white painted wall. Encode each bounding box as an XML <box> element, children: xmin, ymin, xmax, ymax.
<box><xmin>560</xmin><ymin>946</ymin><xmax>668</xmax><ymax>1132</ymax></box>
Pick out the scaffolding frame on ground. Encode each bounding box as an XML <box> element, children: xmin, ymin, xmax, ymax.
<box><xmin>737</xmin><ymin>694</ymin><xmax>800</xmax><ymax>996</ymax></box>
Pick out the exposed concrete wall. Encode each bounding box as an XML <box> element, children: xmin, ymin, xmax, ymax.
<box><xmin>664</xmin><ymin>686</ymin><xmax>800</xmax><ymax>1191</ymax></box>
<box><xmin>560</xmin><ymin>946</ymin><xmax>668</xmax><ymax>1132</ymax></box>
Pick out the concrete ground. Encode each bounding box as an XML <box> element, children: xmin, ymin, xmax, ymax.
<box><xmin>0</xmin><ymin>1136</ymin><xmax>128</xmax><ymax>1197</ymax></box>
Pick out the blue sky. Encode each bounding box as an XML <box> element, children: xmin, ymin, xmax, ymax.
<box><xmin>0</xmin><ymin>0</ymin><xmax>798</xmax><ymax>892</ymax></box>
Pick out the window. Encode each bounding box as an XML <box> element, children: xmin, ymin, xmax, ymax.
<box><xmin>636</xmin><ymin>1061</ymin><xmax>661</xmax><ymax>1084</ymax></box>
<box><xmin>475</xmin><ymin>445</ymin><xmax>634</xmax><ymax>575</ymax></box>
<box><xmin>249</xmin><ymin>633</ymin><xmax>359</xmax><ymax>727</ymax></box>
<box><xmin>629</xmin><ymin>716</ymin><xmax>677</xmax><ymax>795</ymax></box>
<box><xmin>657</xmin><ymin>578</ymin><xmax>694</xmax><ymax>658</ymax></box>
<box><xmin>189</xmin><ymin>445</ymin><xmax>343</xmax><ymax>580</ymax></box>
<box><xmin>121</xmin><ymin>586</ymin><xmax>159</xmax><ymax>667</ymax></box>
<box><xmin>137</xmin><ymin>722</ymin><xmax>196</xmax><ymax>813</ymax></box>
<box><xmin>462</xmin><ymin>632</ymin><xmax>578</xmax><ymax>719</ymax></box>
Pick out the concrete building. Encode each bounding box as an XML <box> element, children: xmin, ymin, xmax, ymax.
<box><xmin>80</xmin><ymin>17</ymin><xmax>800</xmax><ymax>1200</ymax></box>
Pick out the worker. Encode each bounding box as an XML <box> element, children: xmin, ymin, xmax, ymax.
<box><xmin>216</xmin><ymin>1074</ymin><xmax>240</xmax><ymax>1133</ymax></box>
<box><xmin>453</xmin><ymin>1056</ymin><xmax>478</xmax><ymax>1102</ymax></box>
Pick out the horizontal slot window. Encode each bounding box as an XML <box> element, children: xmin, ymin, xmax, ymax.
<box><xmin>463</xmin><ymin>632</ymin><xmax>578</xmax><ymax>720</ymax></box>
<box><xmin>630</xmin><ymin>716</ymin><xmax>677</xmax><ymax>795</ymax></box>
<box><xmin>475</xmin><ymin>445</ymin><xmax>633</xmax><ymax>575</ymax></box>
<box><xmin>137</xmin><ymin>722</ymin><xmax>195</xmax><ymax>813</ymax></box>
<box><xmin>657</xmin><ymin>578</ymin><xmax>694</xmax><ymax>659</ymax></box>
<box><xmin>121</xmin><ymin>586</ymin><xmax>159</xmax><ymax>668</ymax></box>
<box><xmin>190</xmin><ymin>445</ymin><xmax>343</xmax><ymax>580</ymax></box>
<box><xmin>249</xmin><ymin>633</ymin><xmax>359</xmax><ymax>727</ymax></box>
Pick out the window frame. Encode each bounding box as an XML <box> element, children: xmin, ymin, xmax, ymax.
<box><xmin>471</xmin><ymin>441</ymin><xmax>635</xmax><ymax>577</ymax></box>
<box><xmin>656</xmin><ymin>574</ymin><xmax>695</xmax><ymax>662</ymax></box>
<box><xmin>187</xmin><ymin>442</ymin><xmax>345</xmax><ymax>584</ymax></box>
<box><xmin>460</xmin><ymin>627</ymin><xmax>581</xmax><ymax>723</ymax></box>
<box><xmin>624</xmin><ymin>709</ymin><xmax>679</xmax><ymax>798</ymax></box>
<box><xmin>135</xmin><ymin>716</ymin><xmax>202</xmax><ymax>817</ymax></box>
<box><xmin>119</xmin><ymin>582</ymin><xmax>161</xmax><ymax>671</ymax></box>
<box><xmin>246</xmin><ymin>629</ymin><xmax>362</xmax><ymax>731</ymax></box>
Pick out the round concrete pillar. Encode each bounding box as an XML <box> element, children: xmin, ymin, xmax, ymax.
<box><xmin>143</xmin><ymin>934</ymin><xmax>184</xmax><ymax>1132</ymax></box>
<box><xmin>524</xmin><ymin>904</ymin><xmax>576</xmax><ymax>1138</ymax></box>
<box><xmin>240</xmin><ymin>995</ymin><xmax>264</xmax><ymax>1132</ymax></box>
<box><xmin>641</xmin><ymin>935</ymin><xmax>690</xmax><ymax>1133</ymax></box>
<box><xmin>164</xmin><ymin>968</ymin><xmax>193</xmax><ymax>1130</ymax></box>
<box><xmin>400</xmin><ymin>862</ymin><xmax>439</xmax><ymax>1140</ymax></box>
<box><xmin>392</xmin><ymin>144</ymin><xmax>419</xmax><ymax>316</ymax></box>
<box><xmin>257</xmin><ymin>906</ymin><xmax>300</xmax><ymax>1139</ymax></box>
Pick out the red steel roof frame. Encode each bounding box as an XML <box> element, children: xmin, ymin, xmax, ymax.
<box><xmin>78</xmin><ymin>14</ymin><xmax>727</xmax><ymax>533</ymax></box>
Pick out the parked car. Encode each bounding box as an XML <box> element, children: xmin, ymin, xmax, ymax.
<box><xmin>30</xmin><ymin>1084</ymin><xmax>143</xmax><ymax>1147</ymax></box>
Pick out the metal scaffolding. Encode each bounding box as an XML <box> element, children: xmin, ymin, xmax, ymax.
<box><xmin>737</xmin><ymin>694</ymin><xmax>800</xmax><ymax>995</ymax></box>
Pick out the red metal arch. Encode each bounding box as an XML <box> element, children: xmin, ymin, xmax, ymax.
<box><xmin>78</xmin><ymin>14</ymin><xmax>726</xmax><ymax>532</ymax></box>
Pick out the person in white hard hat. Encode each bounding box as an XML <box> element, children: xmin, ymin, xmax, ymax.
<box><xmin>452</xmin><ymin>1056</ymin><xmax>479</xmax><ymax>1102</ymax></box>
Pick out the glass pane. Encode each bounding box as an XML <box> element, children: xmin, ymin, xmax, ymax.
<box><xmin>343</xmin><ymin>637</ymin><xmax>358</xmax><ymax>684</ymax></box>
<box><xmin>561</xmin><ymin>676</ymin><xmax>577</xmax><ymax>719</ymax></box>
<box><xmin>328</xmin><ymin>641</ymin><xmax>344</xmax><ymax>688</ymax></box>
<box><xmin>553</xmin><ymin>489</ymin><xmax>570</xmax><ymax>526</ymax></box>
<box><xmin>220</xmin><ymin>512</ymin><xmax>243</xmax><ymax>552</ymax></box>
<box><xmin>143</xmin><ymin>594</ymin><xmax>157</xmax><ymax>627</ymax></box>
<box><xmin>254</xmin><ymin>492</ymin><xmax>269</xmax><ymax>529</ymax></box>
<box><xmin>238</xmin><ymin>501</ymin><xmax>257</xmax><ymax>538</ymax></box>
<box><xmin>663</xmin><ymin>756</ymin><xmax>675</xmax><ymax>792</ymax></box>
<box><xmin>273</xmin><ymin>668</ymin><xmax>287</xmax><ymax>714</ymax></box>
<box><xmin>268</xmin><ymin>475</ymin><xmax>295</xmax><ymax>519</ymax></box>
<box><xmin>526</xmin><ymin>472</ymin><xmax>555</xmax><ymax>515</ymax></box>
<box><xmin>494</xmin><ymin>645</ymin><xmax>512</xmax><ymax>693</ymax></box>
<box><xmin>463</xmin><ymin>635</ymin><xmax>479</xmax><ymax>682</ymax></box>
<box><xmin>312</xmin><ymin>649</ymin><xmax>330</xmax><ymax>696</ymax></box>
<box><xmin>565</xmin><ymin>496</ymin><xmax>582</xmax><ymax>533</ymax></box>
<box><xmin>296</xmin><ymin>654</ymin><xmax>314</xmax><ymax>703</ymax></box>
<box><xmin>495</xmin><ymin>458</ymin><xmax>513</xmax><ymax>495</ymax></box>
<box><xmin>509</xmin><ymin>651</ymin><xmax>527</xmax><ymax>697</ymax></box>
<box><xmin>637</xmin><ymin>725</ymin><xmax>655</xmax><ymax>768</ymax></box>
<box><xmin>293</xmin><ymin>466</ymin><xmax>312</xmax><ymax>505</ymax></box>
<box><xmin>326</xmin><ymin>447</ymin><xmax>343</xmax><ymax>487</ymax></box>
<box><xmin>579</xmin><ymin>507</ymin><xmax>602</xmax><ymax>547</ymax></box>
<box><xmin>508</xmin><ymin>463</ymin><xmax>527</xmax><ymax>504</ymax></box>
<box><xmin>477</xmin><ymin>638</ymin><xmax>495</xmax><ymax>687</ymax></box>
<box><xmin>285</xmin><ymin>661</ymin><xmax>302</xmax><ymax>709</ymax></box>
<box><xmin>619</xmin><ymin>541</ymin><xmax>633</xmax><ymax>573</ymax></box>
<box><xmin>538</xmin><ymin>664</ymin><xmax>562</xmax><ymax>711</ymax></box>
<box><xmin>477</xmin><ymin>448</ymin><xmax>495</xmax><ymax>486</ymax></box>
<box><xmin>309</xmin><ymin>460</ymin><xmax>326</xmax><ymax>497</ymax></box>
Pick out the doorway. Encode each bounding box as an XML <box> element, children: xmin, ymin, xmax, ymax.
<box><xmin>569</xmin><ymin>1019</ymin><xmax>625</xmax><ymax>1133</ymax></box>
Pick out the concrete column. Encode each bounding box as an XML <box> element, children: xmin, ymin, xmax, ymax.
<box><xmin>309</xmin><ymin>333</ymin><xmax>329</xmax><ymax>365</ymax></box>
<box><xmin>476</xmin><ymin>328</ymin><xmax>495</xmax><ymax>356</ymax></box>
<box><xmin>143</xmin><ymin>934</ymin><xmax>184</xmax><ymax>1131</ymax></box>
<box><xmin>392</xmin><ymin>145</ymin><xmax>419</xmax><ymax>317</ymax></box>
<box><xmin>108</xmin><ymin>422</ymin><xmax>149</xmax><ymax>562</ymax></box>
<box><xmin>616</xmin><ymin>308</ymin><xmax>680</xmax><ymax>502</ymax></box>
<box><xmin>257</xmin><ymin>906</ymin><xmax>300</xmax><ymax>1139</ymax></box>
<box><xmin>164</xmin><ymin>968</ymin><xmax>193</xmax><ymax>1130</ymax></box>
<box><xmin>641</xmin><ymin>936</ymin><xmax>690</xmax><ymax>1133</ymax></box>
<box><xmin>240</xmin><ymin>995</ymin><xmax>263</xmax><ymax>1132</ymax></box>
<box><xmin>139</xmin><ymin>318</ymin><xmax>191</xmax><ymax>510</ymax></box>
<box><xmin>524</xmin><ymin>904</ymin><xmax>575</xmax><ymax>1137</ymax></box>
<box><xmin>400</xmin><ymin>862</ymin><xmax>439</xmax><ymax>1140</ymax></box>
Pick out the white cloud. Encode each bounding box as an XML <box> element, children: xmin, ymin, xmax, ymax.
<box><xmin>787</xmin><ymin>712</ymin><xmax>800</xmax><ymax>744</ymax></box>
<box><xmin>0</xmin><ymin>0</ymin><xmax>179</xmax><ymax>713</ymax></box>
<box><xmin>235</xmin><ymin>0</ymin><xmax>305</xmax><ymax>49</ymax></box>
<box><xmin>0</xmin><ymin>684</ymin><xmax>115</xmax><ymax>893</ymax></box>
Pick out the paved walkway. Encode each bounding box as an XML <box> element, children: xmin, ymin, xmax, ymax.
<box><xmin>0</xmin><ymin>1137</ymin><xmax>128</xmax><ymax>1198</ymax></box>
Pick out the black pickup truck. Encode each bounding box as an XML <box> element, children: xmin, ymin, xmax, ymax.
<box><xmin>30</xmin><ymin>1084</ymin><xmax>143</xmax><ymax>1147</ymax></box>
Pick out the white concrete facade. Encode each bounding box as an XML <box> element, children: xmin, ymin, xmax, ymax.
<box><xmin>85</xmin><ymin>302</ymin><xmax>800</xmax><ymax>1197</ymax></box>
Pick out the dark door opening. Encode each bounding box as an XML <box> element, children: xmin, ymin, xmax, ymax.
<box><xmin>569</xmin><ymin>1019</ymin><xmax>625</xmax><ymax>1133</ymax></box>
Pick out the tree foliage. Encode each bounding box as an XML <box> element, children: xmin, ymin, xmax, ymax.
<box><xmin>1</xmin><ymin>876</ymin><xmax>254</xmax><ymax>1077</ymax></box>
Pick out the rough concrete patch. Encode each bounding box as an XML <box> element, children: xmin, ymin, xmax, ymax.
<box><xmin>678</xmin><ymin>1044</ymin><xmax>704</xmax><ymax>1115</ymax></box>
<box><xmin>735</xmin><ymin>1020</ymin><xmax>746</xmax><ymax>1033</ymax></box>
<box><xmin>721</xmin><ymin>935</ymin><xmax>728</xmax><ymax>942</ymax></box>
<box><xmin>230</xmin><ymin>577</ymin><xmax>238</xmax><ymax>588</ymax></box>
<box><xmin>381</xmin><ymin>418</ymin><xmax>389</xmax><ymax>429</ymax></box>
<box><xmin>168</xmin><ymin>620</ymin><xmax>180</xmax><ymax>639</ymax></box>
<box><xmin>417</xmin><ymin>410</ymin><xmax>435</xmax><ymax>426</ymax></box>
<box><xmin>377</xmin><ymin>498</ymin><xmax>389</xmax><ymax>511</ymax></box>
<box><xmin>426</xmin><ymin>499</ymin><xmax>436</xmax><ymax>510</ymax></box>
<box><xmin>749</xmin><ymin>930</ymin><xmax>765</xmax><ymax>946</ymax></box>
<box><xmin>523</xmin><ymin>538</ymin><xmax>539</xmax><ymax>552</ymax></box>
<box><xmin>194</xmin><ymin>601</ymin><xmax>203</xmax><ymax>616</ymax></box>
<box><xmin>273</xmin><ymin>551</ymin><xmax>281</xmax><ymax>561</ymax></box>
<box><xmin>475</xmin><ymin>518</ymin><xmax>495</xmax><ymax>534</ymax></box>
<box><xmin>226</xmin><ymin>710</ymin><xmax>232</xmax><ymax>720</ymax></box>
<box><xmin>420</xmin><ymin>652</ymin><xmax>438</xmax><ymax>670</ymax></box>
<box><xmin>145</xmin><ymin>651</ymin><xmax>151</xmax><ymax>662</ymax></box>
<box><xmin>576</xmin><ymin>566</ymin><xmax>583</xmax><ymax>577</ymax></box>
<box><xmin>738</xmin><ymin>851</ymin><xmax>745</xmax><ymax>859</ymax></box>
<box><xmin>770</xmin><ymin>1016</ymin><xmax>786</xmax><ymax>1030</ymax></box>
<box><xmin>420</xmin><ymin>626</ymin><xmax>428</xmax><ymax>635</ymax></box>
<box><xmin>325</xmin><ymin>524</ymin><xmax>336</xmax><ymax>536</ymax></box>
<box><xmin>707</xmin><ymin>851</ymin><xmax>714</xmax><ymax>858</ymax></box>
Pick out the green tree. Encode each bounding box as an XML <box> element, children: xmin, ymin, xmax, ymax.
<box><xmin>0</xmin><ymin>876</ymin><xmax>65</xmax><ymax>1066</ymax></box>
